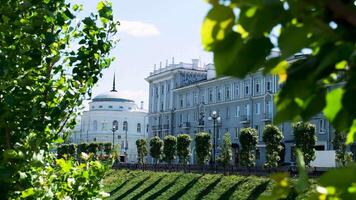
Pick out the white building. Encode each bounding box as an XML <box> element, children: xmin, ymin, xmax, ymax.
<box><xmin>70</xmin><ymin>75</ymin><xmax>148</xmax><ymax>163</ymax></box>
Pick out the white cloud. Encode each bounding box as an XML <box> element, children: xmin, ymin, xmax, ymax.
<box><xmin>119</xmin><ymin>20</ymin><xmax>160</xmax><ymax>37</ymax></box>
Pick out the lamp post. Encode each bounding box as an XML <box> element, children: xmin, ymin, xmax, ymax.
<box><xmin>208</xmin><ymin>110</ymin><xmax>221</xmax><ymax>165</ymax></box>
<box><xmin>112</xmin><ymin>125</ymin><xmax>117</xmax><ymax>149</ymax></box>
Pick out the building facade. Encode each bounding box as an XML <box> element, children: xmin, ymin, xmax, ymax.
<box><xmin>70</xmin><ymin>76</ymin><xmax>148</xmax><ymax>163</ymax></box>
<box><xmin>146</xmin><ymin>58</ymin><xmax>334</xmax><ymax>166</ymax></box>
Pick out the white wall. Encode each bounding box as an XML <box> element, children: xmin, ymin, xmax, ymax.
<box><xmin>310</xmin><ymin>150</ymin><xmax>336</xmax><ymax>167</ymax></box>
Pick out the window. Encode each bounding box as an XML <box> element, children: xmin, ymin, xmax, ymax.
<box><xmin>137</xmin><ymin>123</ymin><xmax>141</xmax><ymax>133</ymax></box>
<box><xmin>255</xmin><ymin>103</ymin><xmax>261</xmax><ymax>114</ymax></box>
<box><xmin>256</xmin><ymin>148</ymin><xmax>260</xmax><ymax>160</ymax></box>
<box><xmin>179</xmin><ymin>114</ymin><xmax>183</xmax><ymax>124</ymax></box>
<box><xmin>123</xmin><ymin>121</ymin><xmax>128</xmax><ymax>131</ymax></box>
<box><xmin>119</xmin><ymin>106</ymin><xmax>124</xmax><ymax>109</ymax></box>
<box><xmin>167</xmin><ymin>83</ymin><xmax>170</xmax><ymax>92</ymax></box>
<box><xmin>226</xmin><ymin>107</ymin><xmax>230</xmax><ymax>119</ymax></box>
<box><xmin>99</xmin><ymin>105</ymin><xmax>103</xmax><ymax>108</ymax></box>
<box><xmin>235</xmin><ymin>128</ymin><xmax>239</xmax><ymax>139</ymax></box>
<box><xmin>161</xmin><ymin>85</ymin><xmax>164</xmax><ymax>94</ymax></box>
<box><xmin>108</xmin><ymin>105</ymin><xmax>113</xmax><ymax>109</ymax></box>
<box><xmin>186</xmin><ymin>93</ymin><xmax>190</xmax><ymax>107</ymax></box>
<box><xmin>91</xmin><ymin>106</ymin><xmax>95</xmax><ymax>109</ymax></box>
<box><xmin>266</xmin><ymin>101</ymin><xmax>272</xmax><ymax>114</ymax></box>
<box><xmin>256</xmin><ymin>82</ymin><xmax>260</xmax><ymax>93</ymax></box>
<box><xmin>246</xmin><ymin>104</ymin><xmax>250</xmax><ymax>116</ymax></box>
<box><xmin>266</xmin><ymin>81</ymin><xmax>271</xmax><ymax>91</ymax></box>
<box><xmin>101</xmin><ymin>122</ymin><xmax>107</xmax><ymax>131</ymax></box>
<box><xmin>112</xmin><ymin>120</ymin><xmax>118</xmax><ymax>130</ymax></box>
<box><xmin>245</xmin><ymin>85</ymin><xmax>249</xmax><ymax>95</ymax></box>
<box><xmin>208</xmin><ymin>88</ymin><xmax>213</xmax><ymax>102</ymax></box>
<box><xmin>225</xmin><ymin>85</ymin><xmax>231</xmax><ymax>100</ymax></box>
<box><xmin>193</xmin><ymin>92</ymin><xmax>198</xmax><ymax>105</ymax></box>
<box><xmin>93</xmin><ymin>120</ymin><xmax>97</xmax><ymax>131</ymax></box>
<box><xmin>234</xmin><ymin>82</ymin><xmax>239</xmax><ymax>98</ymax></box>
<box><xmin>216</xmin><ymin>87</ymin><xmax>222</xmax><ymax>101</ymax></box>
<box><xmin>179</xmin><ymin>95</ymin><xmax>183</xmax><ymax>108</ymax></box>
<box><xmin>236</xmin><ymin>106</ymin><xmax>240</xmax><ymax>117</ymax></box>
<box><xmin>319</xmin><ymin>119</ymin><xmax>326</xmax><ymax>133</ymax></box>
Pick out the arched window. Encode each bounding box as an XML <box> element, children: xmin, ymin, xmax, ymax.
<box><xmin>123</xmin><ymin>121</ymin><xmax>128</xmax><ymax>131</ymax></box>
<box><xmin>137</xmin><ymin>123</ymin><xmax>141</xmax><ymax>133</ymax></box>
<box><xmin>113</xmin><ymin>120</ymin><xmax>118</xmax><ymax>131</ymax></box>
<box><xmin>93</xmin><ymin>120</ymin><xmax>97</xmax><ymax>131</ymax></box>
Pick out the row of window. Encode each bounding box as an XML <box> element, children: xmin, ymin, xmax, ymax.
<box><xmin>91</xmin><ymin>120</ymin><xmax>142</xmax><ymax>133</ymax></box>
<box><xmin>177</xmin><ymin>80</ymin><xmax>273</xmax><ymax>109</ymax></box>
<box><xmin>91</xmin><ymin>105</ymin><xmax>132</xmax><ymax>110</ymax></box>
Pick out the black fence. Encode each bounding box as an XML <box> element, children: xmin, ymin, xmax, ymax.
<box><xmin>112</xmin><ymin>163</ymin><xmax>330</xmax><ymax>177</ymax></box>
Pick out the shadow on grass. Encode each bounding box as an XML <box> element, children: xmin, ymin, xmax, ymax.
<box><xmin>246</xmin><ymin>181</ymin><xmax>270</xmax><ymax>200</ymax></box>
<box><xmin>115</xmin><ymin>176</ymin><xmax>150</xmax><ymax>200</ymax></box>
<box><xmin>195</xmin><ymin>177</ymin><xmax>222</xmax><ymax>200</ymax></box>
<box><xmin>131</xmin><ymin>176</ymin><xmax>166</xmax><ymax>200</ymax></box>
<box><xmin>110</xmin><ymin>180</ymin><xmax>129</xmax><ymax>196</ymax></box>
<box><xmin>146</xmin><ymin>176</ymin><xmax>180</xmax><ymax>200</ymax></box>
<box><xmin>217</xmin><ymin>179</ymin><xmax>248</xmax><ymax>200</ymax></box>
<box><xmin>168</xmin><ymin>175</ymin><xmax>202</xmax><ymax>200</ymax></box>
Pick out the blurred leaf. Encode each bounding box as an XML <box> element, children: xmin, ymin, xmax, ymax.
<box><xmin>323</xmin><ymin>88</ymin><xmax>344</xmax><ymax>122</ymax></box>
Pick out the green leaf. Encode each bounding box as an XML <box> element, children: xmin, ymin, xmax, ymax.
<box><xmin>295</xmin><ymin>149</ymin><xmax>309</xmax><ymax>193</ymax></box>
<box><xmin>201</xmin><ymin>5</ymin><xmax>235</xmax><ymax>51</ymax></box>
<box><xmin>323</xmin><ymin>88</ymin><xmax>344</xmax><ymax>122</ymax></box>
<box><xmin>279</xmin><ymin>25</ymin><xmax>310</xmax><ymax>58</ymax></box>
<box><xmin>21</xmin><ymin>188</ymin><xmax>35</xmax><ymax>198</ymax></box>
<box><xmin>346</xmin><ymin>120</ymin><xmax>356</xmax><ymax>144</ymax></box>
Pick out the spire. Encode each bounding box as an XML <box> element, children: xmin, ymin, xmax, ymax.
<box><xmin>111</xmin><ymin>73</ymin><xmax>117</xmax><ymax>92</ymax></box>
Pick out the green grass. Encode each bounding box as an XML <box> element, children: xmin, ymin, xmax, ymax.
<box><xmin>102</xmin><ymin>170</ymin><xmax>312</xmax><ymax>200</ymax></box>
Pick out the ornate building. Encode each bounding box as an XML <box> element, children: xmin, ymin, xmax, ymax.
<box><xmin>146</xmin><ymin>58</ymin><xmax>335</xmax><ymax>165</ymax></box>
<box><xmin>70</xmin><ymin>75</ymin><xmax>148</xmax><ymax>163</ymax></box>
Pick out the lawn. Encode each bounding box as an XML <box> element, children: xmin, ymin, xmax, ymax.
<box><xmin>102</xmin><ymin>169</ymin><xmax>312</xmax><ymax>200</ymax></box>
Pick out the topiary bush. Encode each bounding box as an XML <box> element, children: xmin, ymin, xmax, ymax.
<box><xmin>149</xmin><ymin>136</ymin><xmax>163</xmax><ymax>164</ymax></box>
<box><xmin>293</xmin><ymin>121</ymin><xmax>316</xmax><ymax>166</ymax></box>
<box><xmin>218</xmin><ymin>133</ymin><xmax>232</xmax><ymax>167</ymax></box>
<box><xmin>195</xmin><ymin>132</ymin><xmax>211</xmax><ymax>165</ymax></box>
<box><xmin>333</xmin><ymin>131</ymin><xmax>353</xmax><ymax>166</ymax></box>
<box><xmin>239</xmin><ymin>127</ymin><xmax>258</xmax><ymax>167</ymax></box>
<box><xmin>177</xmin><ymin>134</ymin><xmax>192</xmax><ymax>164</ymax></box>
<box><xmin>136</xmin><ymin>139</ymin><xmax>148</xmax><ymax>164</ymax></box>
<box><xmin>263</xmin><ymin>125</ymin><xmax>284</xmax><ymax>169</ymax></box>
<box><xmin>163</xmin><ymin>135</ymin><xmax>177</xmax><ymax>164</ymax></box>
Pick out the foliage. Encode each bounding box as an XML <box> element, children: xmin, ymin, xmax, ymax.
<box><xmin>202</xmin><ymin>0</ymin><xmax>356</xmax><ymax>144</ymax></box>
<box><xmin>195</xmin><ymin>132</ymin><xmax>211</xmax><ymax>165</ymax></box>
<box><xmin>0</xmin><ymin>0</ymin><xmax>117</xmax><ymax>197</ymax></box>
<box><xmin>136</xmin><ymin>139</ymin><xmax>148</xmax><ymax>164</ymax></box>
<box><xmin>217</xmin><ymin>133</ymin><xmax>232</xmax><ymax>167</ymax></box>
<box><xmin>176</xmin><ymin>134</ymin><xmax>192</xmax><ymax>164</ymax></box>
<box><xmin>87</xmin><ymin>143</ymin><xmax>99</xmax><ymax>155</ymax></box>
<box><xmin>162</xmin><ymin>135</ymin><xmax>177</xmax><ymax>164</ymax></box>
<box><xmin>149</xmin><ymin>136</ymin><xmax>163</xmax><ymax>164</ymax></box>
<box><xmin>293</xmin><ymin>122</ymin><xmax>316</xmax><ymax>166</ymax></box>
<box><xmin>77</xmin><ymin>143</ymin><xmax>89</xmax><ymax>154</ymax></box>
<box><xmin>103</xmin><ymin>142</ymin><xmax>112</xmax><ymax>156</ymax></box>
<box><xmin>262</xmin><ymin>125</ymin><xmax>284</xmax><ymax>169</ymax></box>
<box><xmin>57</xmin><ymin>143</ymin><xmax>77</xmax><ymax>158</ymax></box>
<box><xmin>333</xmin><ymin>131</ymin><xmax>353</xmax><ymax>166</ymax></box>
<box><xmin>239</xmin><ymin>128</ymin><xmax>258</xmax><ymax>167</ymax></box>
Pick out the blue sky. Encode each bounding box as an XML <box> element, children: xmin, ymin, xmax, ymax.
<box><xmin>76</xmin><ymin>0</ymin><xmax>213</xmax><ymax>109</ymax></box>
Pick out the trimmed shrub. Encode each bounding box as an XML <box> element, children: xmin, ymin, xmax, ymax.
<box><xmin>218</xmin><ymin>133</ymin><xmax>232</xmax><ymax>167</ymax></box>
<box><xmin>195</xmin><ymin>132</ymin><xmax>211</xmax><ymax>165</ymax></box>
<box><xmin>293</xmin><ymin>121</ymin><xmax>316</xmax><ymax>166</ymax></box>
<box><xmin>77</xmin><ymin>143</ymin><xmax>89</xmax><ymax>155</ymax></box>
<box><xmin>149</xmin><ymin>136</ymin><xmax>163</xmax><ymax>164</ymax></box>
<box><xmin>87</xmin><ymin>143</ymin><xmax>99</xmax><ymax>155</ymax></box>
<box><xmin>263</xmin><ymin>125</ymin><xmax>284</xmax><ymax>169</ymax></box>
<box><xmin>177</xmin><ymin>134</ymin><xmax>192</xmax><ymax>164</ymax></box>
<box><xmin>103</xmin><ymin>142</ymin><xmax>112</xmax><ymax>156</ymax></box>
<box><xmin>240</xmin><ymin>128</ymin><xmax>258</xmax><ymax>167</ymax></box>
<box><xmin>136</xmin><ymin>139</ymin><xmax>148</xmax><ymax>164</ymax></box>
<box><xmin>163</xmin><ymin>135</ymin><xmax>177</xmax><ymax>164</ymax></box>
<box><xmin>333</xmin><ymin>131</ymin><xmax>353</xmax><ymax>166</ymax></box>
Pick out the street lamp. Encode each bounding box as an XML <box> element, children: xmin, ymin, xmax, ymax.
<box><xmin>111</xmin><ymin>125</ymin><xmax>117</xmax><ymax>149</ymax></box>
<box><xmin>208</xmin><ymin>110</ymin><xmax>221</xmax><ymax>165</ymax></box>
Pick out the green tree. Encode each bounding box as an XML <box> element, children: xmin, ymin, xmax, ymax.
<box><xmin>103</xmin><ymin>142</ymin><xmax>112</xmax><ymax>156</ymax></box>
<box><xmin>293</xmin><ymin>122</ymin><xmax>316</xmax><ymax>166</ymax></box>
<box><xmin>163</xmin><ymin>135</ymin><xmax>177</xmax><ymax>164</ymax></box>
<box><xmin>195</xmin><ymin>132</ymin><xmax>211</xmax><ymax>165</ymax></box>
<box><xmin>333</xmin><ymin>131</ymin><xmax>353</xmax><ymax>166</ymax></box>
<box><xmin>201</xmin><ymin>0</ymin><xmax>356</xmax><ymax>144</ymax></box>
<box><xmin>149</xmin><ymin>136</ymin><xmax>163</xmax><ymax>164</ymax></box>
<box><xmin>177</xmin><ymin>134</ymin><xmax>192</xmax><ymax>164</ymax></box>
<box><xmin>87</xmin><ymin>143</ymin><xmax>99</xmax><ymax>156</ymax></box>
<box><xmin>0</xmin><ymin>0</ymin><xmax>117</xmax><ymax>198</ymax></box>
<box><xmin>217</xmin><ymin>133</ymin><xmax>232</xmax><ymax>167</ymax></box>
<box><xmin>239</xmin><ymin>128</ymin><xmax>258</xmax><ymax>167</ymax></box>
<box><xmin>263</xmin><ymin>125</ymin><xmax>284</xmax><ymax>169</ymax></box>
<box><xmin>136</xmin><ymin>139</ymin><xmax>148</xmax><ymax>164</ymax></box>
<box><xmin>201</xmin><ymin>1</ymin><xmax>356</xmax><ymax>198</ymax></box>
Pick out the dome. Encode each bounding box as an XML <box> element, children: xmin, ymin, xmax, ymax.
<box><xmin>92</xmin><ymin>91</ymin><xmax>134</xmax><ymax>103</ymax></box>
